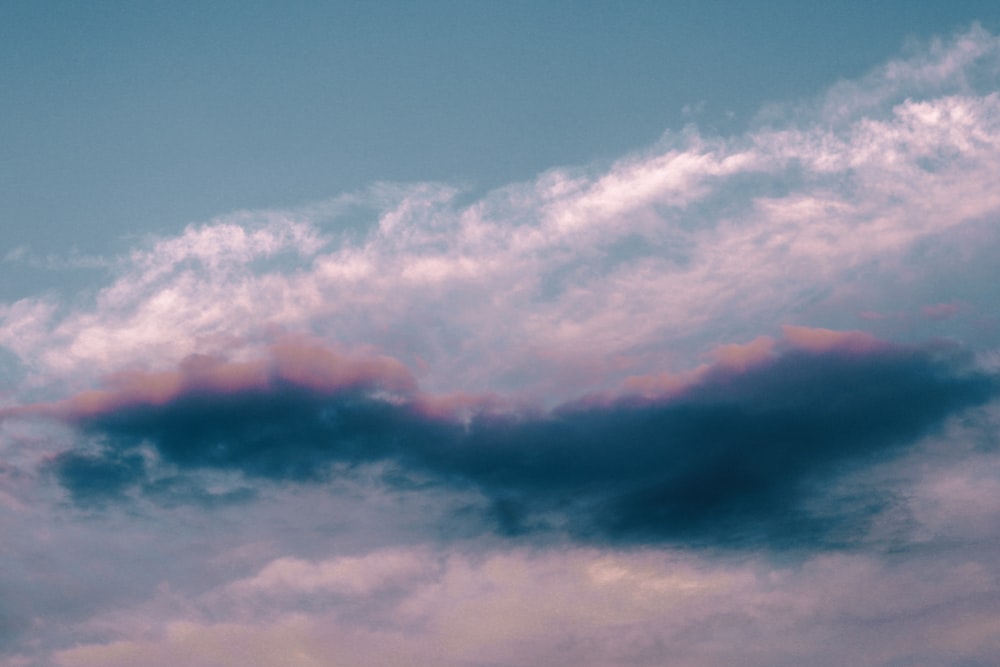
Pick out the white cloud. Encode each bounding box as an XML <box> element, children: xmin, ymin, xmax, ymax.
<box><xmin>225</xmin><ymin>548</ymin><xmax>437</xmax><ymax>600</ymax></box>
<box><xmin>5</xmin><ymin>28</ymin><xmax>1000</xmax><ymax>402</ymax></box>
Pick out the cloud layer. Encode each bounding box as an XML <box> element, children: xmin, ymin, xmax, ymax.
<box><xmin>3</xmin><ymin>24</ymin><xmax>1000</xmax><ymax>667</ymax></box>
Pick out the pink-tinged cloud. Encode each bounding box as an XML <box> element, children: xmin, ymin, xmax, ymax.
<box><xmin>5</xmin><ymin>336</ymin><xmax>418</xmax><ymax>422</ymax></box>
<box><xmin>921</xmin><ymin>302</ymin><xmax>962</xmax><ymax>320</ymax></box>
<box><xmin>411</xmin><ymin>390</ymin><xmax>512</xmax><ymax>420</ymax></box>
<box><xmin>623</xmin><ymin>327</ymin><xmax>886</xmax><ymax>401</ymax></box>
<box><xmin>267</xmin><ymin>336</ymin><xmax>417</xmax><ymax>396</ymax></box>
<box><xmin>710</xmin><ymin>335</ymin><xmax>777</xmax><ymax>371</ymax></box>
<box><xmin>620</xmin><ymin>366</ymin><xmax>710</xmax><ymax>401</ymax></box>
<box><xmin>0</xmin><ymin>326</ymin><xmax>967</xmax><ymax>430</ymax></box>
<box><xmin>619</xmin><ymin>337</ymin><xmax>777</xmax><ymax>401</ymax></box>
<box><xmin>781</xmin><ymin>325</ymin><xmax>886</xmax><ymax>354</ymax></box>
<box><xmin>859</xmin><ymin>310</ymin><xmax>892</xmax><ymax>321</ymax></box>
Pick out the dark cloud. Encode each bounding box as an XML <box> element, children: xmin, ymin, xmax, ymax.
<box><xmin>49</xmin><ymin>449</ymin><xmax>146</xmax><ymax>507</ymax></box>
<box><xmin>53</xmin><ymin>343</ymin><xmax>996</xmax><ymax>550</ymax></box>
<box><xmin>81</xmin><ymin>386</ymin><xmax>409</xmax><ymax>480</ymax></box>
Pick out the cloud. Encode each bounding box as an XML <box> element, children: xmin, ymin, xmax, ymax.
<box><xmin>48</xmin><ymin>543</ymin><xmax>1000</xmax><ymax>667</ymax></box>
<box><xmin>4</xmin><ymin>25</ymin><xmax>1000</xmax><ymax>667</ymax></box>
<box><xmin>35</xmin><ymin>334</ymin><xmax>417</xmax><ymax>421</ymax></box>
<box><xmin>3</xmin><ymin>28</ymin><xmax>1000</xmax><ymax>404</ymax></box>
<box><xmin>225</xmin><ymin>548</ymin><xmax>435</xmax><ymax>600</ymax></box>
<box><xmin>921</xmin><ymin>302</ymin><xmax>963</xmax><ymax>320</ymax></box>
<box><xmin>1</xmin><ymin>246</ymin><xmax>111</xmax><ymax>272</ymax></box>
<box><xmin>32</xmin><ymin>330</ymin><xmax>995</xmax><ymax>550</ymax></box>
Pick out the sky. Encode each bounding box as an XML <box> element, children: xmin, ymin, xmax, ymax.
<box><xmin>3</xmin><ymin>2</ymin><xmax>1000</xmax><ymax>666</ymax></box>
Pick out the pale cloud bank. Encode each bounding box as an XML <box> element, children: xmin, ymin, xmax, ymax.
<box><xmin>47</xmin><ymin>541</ymin><xmax>1000</xmax><ymax>667</ymax></box>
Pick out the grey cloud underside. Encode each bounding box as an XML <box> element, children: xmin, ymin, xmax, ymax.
<box><xmin>53</xmin><ymin>345</ymin><xmax>996</xmax><ymax>550</ymax></box>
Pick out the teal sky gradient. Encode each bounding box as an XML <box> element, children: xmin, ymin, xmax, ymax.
<box><xmin>4</xmin><ymin>1</ymin><xmax>999</xmax><ymax>265</ymax></box>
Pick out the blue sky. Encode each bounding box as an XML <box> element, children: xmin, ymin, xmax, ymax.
<box><xmin>4</xmin><ymin>4</ymin><xmax>1000</xmax><ymax>666</ymax></box>
<box><xmin>4</xmin><ymin>1</ymin><xmax>999</xmax><ymax>270</ymax></box>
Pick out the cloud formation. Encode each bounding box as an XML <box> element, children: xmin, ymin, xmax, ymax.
<box><xmin>48</xmin><ymin>542</ymin><xmax>1000</xmax><ymax>667</ymax></box>
<box><xmin>3</xmin><ymin>29</ymin><xmax>1000</xmax><ymax>405</ymax></box>
<box><xmin>3</xmin><ymin>24</ymin><xmax>1000</xmax><ymax>667</ymax></box>
<box><xmin>38</xmin><ymin>330</ymin><xmax>995</xmax><ymax>550</ymax></box>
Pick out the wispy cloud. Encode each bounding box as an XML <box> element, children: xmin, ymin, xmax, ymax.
<box><xmin>2</xmin><ymin>246</ymin><xmax>111</xmax><ymax>271</ymax></box>
<box><xmin>3</xmin><ymin>29</ymin><xmax>1000</xmax><ymax>402</ymax></box>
